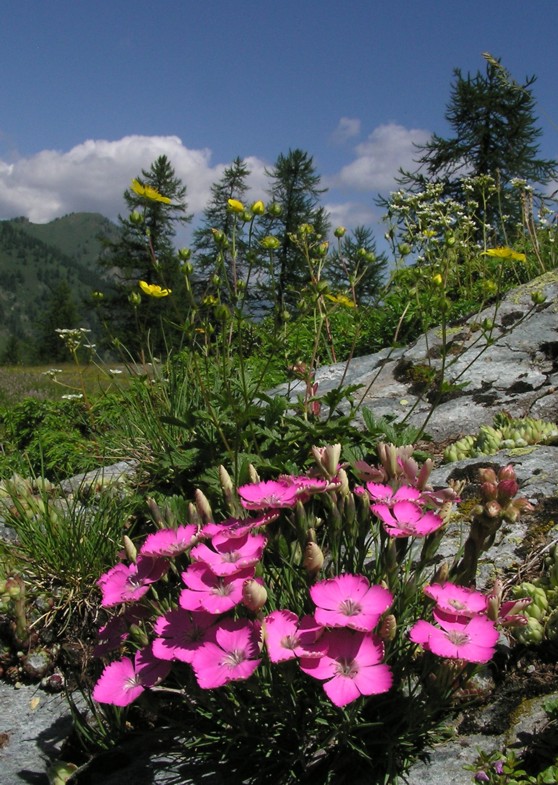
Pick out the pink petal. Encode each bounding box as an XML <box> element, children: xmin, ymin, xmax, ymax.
<box><xmin>93</xmin><ymin>658</ymin><xmax>143</xmax><ymax>706</ymax></box>
<box><xmin>323</xmin><ymin>674</ymin><xmax>361</xmax><ymax>707</ymax></box>
<box><xmin>352</xmin><ymin>663</ymin><xmax>393</xmax><ymax>696</ymax></box>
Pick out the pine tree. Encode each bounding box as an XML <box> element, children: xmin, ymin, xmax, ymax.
<box><xmin>192</xmin><ymin>157</ymin><xmax>251</xmax><ymax>301</ymax></box>
<box><xmin>259</xmin><ymin>149</ymin><xmax>329</xmax><ymax>317</ymax></box>
<box><xmin>400</xmin><ymin>56</ymin><xmax>557</xmax><ymax>238</ymax></box>
<box><xmin>324</xmin><ymin>226</ymin><xmax>388</xmax><ymax>305</ymax></box>
<box><xmin>98</xmin><ymin>155</ymin><xmax>191</xmax><ymax>354</ymax></box>
<box><xmin>35</xmin><ymin>280</ymin><xmax>80</xmax><ymax>362</ymax></box>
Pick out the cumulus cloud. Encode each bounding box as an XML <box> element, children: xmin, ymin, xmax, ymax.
<box><xmin>324</xmin><ymin>201</ymin><xmax>379</xmax><ymax>233</ymax></box>
<box><xmin>331</xmin><ymin>117</ymin><xmax>361</xmax><ymax>144</ymax></box>
<box><xmin>336</xmin><ymin>123</ymin><xmax>431</xmax><ymax>192</ymax></box>
<box><xmin>0</xmin><ymin>135</ymin><xmax>269</xmax><ymax>224</ymax></box>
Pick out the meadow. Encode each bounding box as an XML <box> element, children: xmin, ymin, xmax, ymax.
<box><xmin>0</xmin><ymin>175</ymin><xmax>557</xmax><ymax>785</ymax></box>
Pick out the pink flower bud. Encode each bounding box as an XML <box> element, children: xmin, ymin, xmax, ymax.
<box><xmin>485</xmin><ymin>500</ymin><xmax>502</xmax><ymax>518</ymax></box>
<box><xmin>498</xmin><ymin>464</ymin><xmax>517</xmax><ymax>483</ymax></box>
<box><xmin>480</xmin><ymin>482</ymin><xmax>498</xmax><ymax>502</ymax></box>
<box><xmin>478</xmin><ymin>468</ymin><xmax>497</xmax><ymax>484</ymax></box>
<box><xmin>497</xmin><ymin>479</ymin><xmax>519</xmax><ymax>502</ymax></box>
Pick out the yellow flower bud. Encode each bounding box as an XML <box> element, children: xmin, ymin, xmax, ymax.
<box><xmin>432</xmin><ymin>273</ymin><xmax>443</xmax><ymax>286</ymax></box>
<box><xmin>251</xmin><ymin>200</ymin><xmax>265</xmax><ymax>215</ymax></box>
<box><xmin>227</xmin><ymin>198</ymin><xmax>245</xmax><ymax>213</ymax></box>
<box><xmin>334</xmin><ymin>226</ymin><xmax>346</xmax><ymax>238</ymax></box>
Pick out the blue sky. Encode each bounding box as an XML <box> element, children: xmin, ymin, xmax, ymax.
<box><xmin>2</xmin><ymin>1</ymin><xmax>557</xmax><ymax>245</ymax></box>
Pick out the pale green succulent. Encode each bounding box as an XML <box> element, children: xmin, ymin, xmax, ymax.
<box><xmin>443</xmin><ymin>414</ymin><xmax>558</xmax><ymax>462</ymax></box>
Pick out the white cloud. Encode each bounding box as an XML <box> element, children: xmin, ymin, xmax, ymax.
<box><xmin>331</xmin><ymin>117</ymin><xmax>361</xmax><ymax>144</ymax></box>
<box><xmin>335</xmin><ymin>123</ymin><xmax>431</xmax><ymax>192</ymax></box>
<box><xmin>324</xmin><ymin>201</ymin><xmax>379</xmax><ymax>233</ymax></box>
<box><xmin>0</xmin><ymin>135</ymin><xmax>269</xmax><ymax>224</ymax></box>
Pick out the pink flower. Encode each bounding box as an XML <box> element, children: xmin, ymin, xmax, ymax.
<box><xmin>310</xmin><ymin>574</ymin><xmax>392</xmax><ymax>632</ymax></box>
<box><xmin>139</xmin><ymin>525</ymin><xmax>199</xmax><ymax>558</ymax></box>
<box><xmin>299</xmin><ymin>629</ymin><xmax>392</xmax><ymax>707</ymax></box>
<box><xmin>201</xmin><ymin>512</ymin><xmax>278</xmax><ymax>543</ymax></box>
<box><xmin>283</xmin><ymin>475</ymin><xmax>330</xmax><ymax>501</ymax></box>
<box><xmin>179</xmin><ymin>563</ymin><xmax>254</xmax><ymax>614</ymax></box>
<box><xmin>264</xmin><ymin>610</ymin><xmax>326</xmax><ymax>662</ymax></box>
<box><xmin>97</xmin><ymin>557</ymin><xmax>168</xmax><ymax>607</ymax></box>
<box><xmin>93</xmin><ymin>644</ymin><xmax>171</xmax><ymax>706</ymax></box>
<box><xmin>409</xmin><ymin>615</ymin><xmax>499</xmax><ymax>663</ymax></box>
<box><xmin>355</xmin><ymin>483</ymin><xmax>422</xmax><ymax>503</ymax></box>
<box><xmin>192</xmin><ymin>618</ymin><xmax>262</xmax><ymax>689</ymax></box>
<box><xmin>424</xmin><ymin>582</ymin><xmax>488</xmax><ymax>621</ymax></box>
<box><xmin>237</xmin><ymin>480</ymin><xmax>300</xmax><ymax>510</ymax></box>
<box><xmin>152</xmin><ymin>609</ymin><xmax>216</xmax><ymax>663</ymax></box>
<box><xmin>371</xmin><ymin>500</ymin><xmax>444</xmax><ymax>538</ymax></box>
<box><xmin>190</xmin><ymin>532</ymin><xmax>267</xmax><ymax>576</ymax></box>
<box><xmin>94</xmin><ymin>606</ymin><xmax>150</xmax><ymax>656</ymax></box>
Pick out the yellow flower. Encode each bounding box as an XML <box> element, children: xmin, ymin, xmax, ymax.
<box><xmin>325</xmin><ymin>293</ymin><xmax>356</xmax><ymax>308</ymax></box>
<box><xmin>130</xmin><ymin>179</ymin><xmax>171</xmax><ymax>204</ymax></box>
<box><xmin>227</xmin><ymin>198</ymin><xmax>245</xmax><ymax>213</ymax></box>
<box><xmin>482</xmin><ymin>246</ymin><xmax>526</xmax><ymax>262</ymax></box>
<box><xmin>251</xmin><ymin>200</ymin><xmax>265</xmax><ymax>215</ymax></box>
<box><xmin>432</xmin><ymin>273</ymin><xmax>443</xmax><ymax>286</ymax></box>
<box><xmin>138</xmin><ymin>280</ymin><xmax>172</xmax><ymax>298</ymax></box>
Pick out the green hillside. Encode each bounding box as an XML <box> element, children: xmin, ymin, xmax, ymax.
<box><xmin>0</xmin><ymin>213</ymin><xmax>117</xmax><ymax>362</ymax></box>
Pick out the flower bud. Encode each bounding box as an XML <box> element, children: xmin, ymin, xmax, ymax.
<box><xmin>303</xmin><ymin>542</ymin><xmax>324</xmax><ymax>576</ymax></box>
<box><xmin>227</xmin><ymin>198</ymin><xmax>244</xmax><ymax>213</ymax></box>
<box><xmin>123</xmin><ymin>535</ymin><xmax>137</xmax><ymax>563</ymax></box>
<box><xmin>334</xmin><ymin>226</ymin><xmax>346</xmax><ymax>238</ymax></box>
<box><xmin>432</xmin><ymin>273</ymin><xmax>443</xmax><ymax>286</ymax></box>
<box><xmin>128</xmin><ymin>291</ymin><xmax>141</xmax><ymax>307</ymax></box>
<box><xmin>219</xmin><ymin>465</ymin><xmax>234</xmax><ymax>497</ymax></box>
<box><xmin>92</xmin><ymin>290</ymin><xmax>104</xmax><ymax>301</ymax></box>
<box><xmin>130</xmin><ymin>210</ymin><xmax>143</xmax><ymax>225</ymax></box>
<box><xmin>195</xmin><ymin>489</ymin><xmax>213</xmax><ymax>524</ymax></box>
<box><xmin>251</xmin><ymin>200</ymin><xmax>265</xmax><ymax>215</ymax></box>
<box><xmin>178</xmin><ymin>247</ymin><xmax>191</xmax><ymax>261</ymax></box>
<box><xmin>531</xmin><ymin>290</ymin><xmax>546</xmax><ymax>305</ymax></box>
<box><xmin>129</xmin><ymin>624</ymin><xmax>149</xmax><ymax>647</ymax></box>
<box><xmin>498</xmin><ymin>464</ymin><xmax>517</xmax><ymax>483</ymax></box>
<box><xmin>485</xmin><ymin>500</ymin><xmax>502</xmax><ymax>518</ymax></box>
<box><xmin>478</xmin><ymin>468</ymin><xmax>498</xmax><ymax>485</ymax></box>
<box><xmin>480</xmin><ymin>481</ymin><xmax>498</xmax><ymax>502</ymax></box>
<box><xmin>398</xmin><ymin>243</ymin><xmax>411</xmax><ymax>256</ymax></box>
<box><xmin>260</xmin><ymin>235</ymin><xmax>280</xmax><ymax>251</ymax></box>
<box><xmin>378</xmin><ymin>614</ymin><xmax>397</xmax><ymax>642</ymax></box>
<box><xmin>242</xmin><ymin>578</ymin><xmax>267</xmax><ymax>612</ymax></box>
<box><xmin>497</xmin><ymin>479</ymin><xmax>519</xmax><ymax>502</ymax></box>
<box><xmin>432</xmin><ymin>562</ymin><xmax>449</xmax><ymax>584</ymax></box>
<box><xmin>267</xmin><ymin>202</ymin><xmax>282</xmax><ymax>217</ymax></box>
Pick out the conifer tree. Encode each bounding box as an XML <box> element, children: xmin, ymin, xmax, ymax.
<box><xmin>192</xmin><ymin>157</ymin><xmax>251</xmax><ymax>301</ymax></box>
<box><xmin>400</xmin><ymin>56</ymin><xmax>557</xmax><ymax>238</ymax></box>
<box><xmin>98</xmin><ymin>155</ymin><xmax>191</xmax><ymax>353</ymax></box>
<box><xmin>259</xmin><ymin>149</ymin><xmax>329</xmax><ymax>317</ymax></box>
<box><xmin>325</xmin><ymin>226</ymin><xmax>388</xmax><ymax>305</ymax></box>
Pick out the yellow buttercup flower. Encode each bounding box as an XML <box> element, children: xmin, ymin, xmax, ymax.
<box><xmin>139</xmin><ymin>280</ymin><xmax>172</xmax><ymax>298</ymax></box>
<box><xmin>481</xmin><ymin>246</ymin><xmax>526</xmax><ymax>262</ymax></box>
<box><xmin>227</xmin><ymin>198</ymin><xmax>245</xmax><ymax>213</ymax></box>
<box><xmin>130</xmin><ymin>179</ymin><xmax>172</xmax><ymax>204</ymax></box>
<box><xmin>325</xmin><ymin>293</ymin><xmax>356</xmax><ymax>308</ymax></box>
